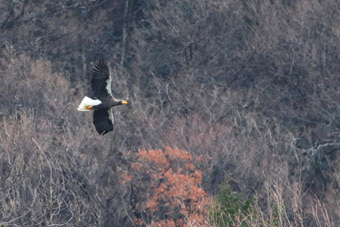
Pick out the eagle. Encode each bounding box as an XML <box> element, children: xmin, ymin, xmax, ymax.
<box><xmin>77</xmin><ymin>60</ymin><xmax>127</xmax><ymax>135</ymax></box>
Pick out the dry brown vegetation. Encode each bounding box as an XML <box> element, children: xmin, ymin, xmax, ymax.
<box><xmin>1</xmin><ymin>0</ymin><xmax>340</xmax><ymax>226</ymax></box>
<box><xmin>123</xmin><ymin>147</ymin><xmax>210</xmax><ymax>226</ymax></box>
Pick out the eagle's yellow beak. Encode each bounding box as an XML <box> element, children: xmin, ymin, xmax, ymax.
<box><xmin>122</xmin><ymin>100</ymin><xmax>128</xmax><ymax>105</ymax></box>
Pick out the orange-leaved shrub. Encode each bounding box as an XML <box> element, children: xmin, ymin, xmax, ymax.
<box><xmin>122</xmin><ymin>146</ymin><xmax>211</xmax><ymax>226</ymax></box>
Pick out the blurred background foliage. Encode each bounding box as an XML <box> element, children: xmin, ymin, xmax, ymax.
<box><xmin>1</xmin><ymin>0</ymin><xmax>340</xmax><ymax>226</ymax></box>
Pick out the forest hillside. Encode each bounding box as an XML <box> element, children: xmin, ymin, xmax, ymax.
<box><xmin>1</xmin><ymin>0</ymin><xmax>340</xmax><ymax>226</ymax></box>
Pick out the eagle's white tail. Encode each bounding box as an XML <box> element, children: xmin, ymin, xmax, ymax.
<box><xmin>77</xmin><ymin>96</ymin><xmax>102</xmax><ymax>111</ymax></box>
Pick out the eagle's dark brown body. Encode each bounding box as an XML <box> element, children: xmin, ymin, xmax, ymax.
<box><xmin>91</xmin><ymin>96</ymin><xmax>123</xmax><ymax>110</ymax></box>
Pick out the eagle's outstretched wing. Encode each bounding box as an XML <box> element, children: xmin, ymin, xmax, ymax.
<box><xmin>91</xmin><ymin>60</ymin><xmax>111</xmax><ymax>99</ymax></box>
<box><xmin>93</xmin><ymin>108</ymin><xmax>114</xmax><ymax>135</ymax></box>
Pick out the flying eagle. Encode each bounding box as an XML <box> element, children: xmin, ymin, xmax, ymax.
<box><xmin>77</xmin><ymin>60</ymin><xmax>127</xmax><ymax>135</ymax></box>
